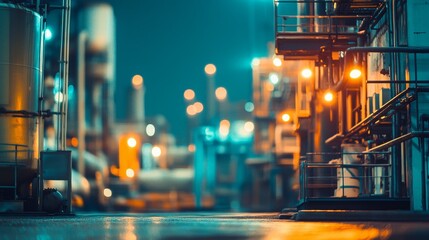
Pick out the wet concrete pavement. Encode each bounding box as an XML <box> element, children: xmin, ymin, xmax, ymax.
<box><xmin>1</xmin><ymin>212</ymin><xmax>429</xmax><ymax>239</ymax></box>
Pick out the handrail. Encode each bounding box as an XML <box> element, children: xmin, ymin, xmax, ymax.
<box><xmin>275</xmin><ymin>0</ymin><xmax>384</xmax><ymax>35</ymax></box>
<box><xmin>344</xmin><ymin>87</ymin><xmax>415</xmax><ymax>138</ymax></box>
<box><xmin>344</xmin><ymin>87</ymin><xmax>429</xmax><ymax>138</ymax></box>
<box><xmin>276</xmin><ymin>15</ymin><xmax>368</xmax><ymax>34</ymax></box>
<box><xmin>301</xmin><ymin>152</ymin><xmax>393</xmax><ymax>200</ymax></box>
<box><xmin>0</xmin><ymin>143</ymin><xmax>33</xmax><ymax>200</ymax></box>
<box><xmin>364</xmin><ymin>131</ymin><xmax>429</xmax><ymax>153</ymax></box>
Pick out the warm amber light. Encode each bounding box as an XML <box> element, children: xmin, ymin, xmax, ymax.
<box><xmin>127</xmin><ymin>137</ymin><xmax>137</xmax><ymax>148</ymax></box>
<box><xmin>188</xmin><ymin>144</ymin><xmax>196</xmax><ymax>152</ymax></box>
<box><xmin>194</xmin><ymin>102</ymin><xmax>204</xmax><ymax>113</ymax></box>
<box><xmin>126</xmin><ymin>168</ymin><xmax>135</xmax><ymax>178</ymax></box>
<box><xmin>324</xmin><ymin>91</ymin><xmax>334</xmax><ymax>102</ymax></box>
<box><xmin>110</xmin><ymin>165</ymin><xmax>120</xmax><ymax>176</ymax></box>
<box><xmin>281</xmin><ymin>113</ymin><xmax>291</xmax><ymax>122</ymax></box>
<box><xmin>103</xmin><ymin>188</ymin><xmax>112</xmax><ymax>198</ymax></box>
<box><xmin>204</xmin><ymin>63</ymin><xmax>216</xmax><ymax>75</ymax></box>
<box><xmin>186</xmin><ymin>105</ymin><xmax>197</xmax><ymax>116</ymax></box>
<box><xmin>118</xmin><ymin>135</ymin><xmax>140</xmax><ymax>179</ymax></box>
<box><xmin>184</xmin><ymin>89</ymin><xmax>195</xmax><ymax>101</ymax></box>
<box><xmin>273</xmin><ymin>57</ymin><xmax>282</xmax><ymax>67</ymax></box>
<box><xmin>71</xmin><ymin>137</ymin><xmax>78</xmax><ymax>147</ymax></box>
<box><xmin>132</xmin><ymin>75</ymin><xmax>143</xmax><ymax>89</ymax></box>
<box><xmin>219</xmin><ymin>119</ymin><xmax>230</xmax><ymax>137</ymax></box>
<box><xmin>301</xmin><ymin>68</ymin><xmax>312</xmax><ymax>79</ymax></box>
<box><xmin>215</xmin><ymin>87</ymin><xmax>227</xmax><ymax>101</ymax></box>
<box><xmin>349</xmin><ymin>68</ymin><xmax>362</xmax><ymax>79</ymax></box>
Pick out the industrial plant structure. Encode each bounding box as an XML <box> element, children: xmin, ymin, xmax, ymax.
<box><xmin>2</xmin><ymin>0</ymin><xmax>429</xmax><ymax>216</ymax></box>
<box><xmin>257</xmin><ymin>0</ymin><xmax>429</xmax><ymax>211</ymax></box>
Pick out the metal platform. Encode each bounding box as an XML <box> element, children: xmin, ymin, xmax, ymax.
<box><xmin>276</xmin><ymin>32</ymin><xmax>360</xmax><ymax>59</ymax></box>
<box><xmin>274</xmin><ymin>0</ymin><xmax>385</xmax><ymax>59</ymax></box>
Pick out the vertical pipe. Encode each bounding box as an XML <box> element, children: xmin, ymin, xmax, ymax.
<box><xmin>38</xmin><ymin>6</ymin><xmax>46</xmax><ymax>209</ymax></box>
<box><xmin>387</xmin><ymin>0</ymin><xmax>400</xmax><ymax>198</ymax></box>
<box><xmin>14</xmin><ymin>145</ymin><xmax>17</xmax><ymax>200</ymax></box>
<box><xmin>58</xmin><ymin>0</ymin><xmax>71</xmax><ymax>150</ymax></box>
<box><xmin>274</xmin><ymin>0</ymin><xmax>278</xmax><ymax>37</ymax></box>
<box><xmin>421</xmin><ymin>136</ymin><xmax>427</xmax><ymax>210</ymax></box>
<box><xmin>207</xmin><ymin>75</ymin><xmax>215</xmax><ymax>124</ymax></box>
<box><xmin>78</xmin><ymin>31</ymin><xmax>86</xmax><ymax>176</ymax></box>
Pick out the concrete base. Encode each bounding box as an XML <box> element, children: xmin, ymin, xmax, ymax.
<box><xmin>282</xmin><ymin>210</ymin><xmax>429</xmax><ymax>221</ymax></box>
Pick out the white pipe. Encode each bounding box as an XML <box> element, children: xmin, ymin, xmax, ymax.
<box><xmin>58</xmin><ymin>0</ymin><xmax>71</xmax><ymax>150</ymax></box>
<box><xmin>78</xmin><ymin>31</ymin><xmax>87</xmax><ymax>176</ymax></box>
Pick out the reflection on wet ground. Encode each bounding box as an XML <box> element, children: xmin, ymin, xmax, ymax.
<box><xmin>0</xmin><ymin>212</ymin><xmax>428</xmax><ymax>239</ymax></box>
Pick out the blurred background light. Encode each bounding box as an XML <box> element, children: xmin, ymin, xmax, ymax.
<box><xmin>146</xmin><ymin>124</ymin><xmax>156</xmax><ymax>137</ymax></box>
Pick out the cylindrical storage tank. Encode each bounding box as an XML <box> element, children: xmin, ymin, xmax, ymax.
<box><xmin>0</xmin><ymin>4</ymin><xmax>42</xmax><ymax>174</ymax></box>
<box><xmin>77</xmin><ymin>3</ymin><xmax>115</xmax><ymax>81</ymax></box>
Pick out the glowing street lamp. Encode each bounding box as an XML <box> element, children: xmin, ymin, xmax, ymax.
<box><xmin>204</xmin><ymin>63</ymin><xmax>216</xmax><ymax>76</ymax></box>
<box><xmin>281</xmin><ymin>113</ymin><xmax>291</xmax><ymax>122</ymax></box>
<box><xmin>132</xmin><ymin>74</ymin><xmax>143</xmax><ymax>89</ymax></box>
<box><xmin>127</xmin><ymin>137</ymin><xmax>137</xmax><ymax>148</ymax></box>
<box><xmin>349</xmin><ymin>68</ymin><xmax>362</xmax><ymax>79</ymax></box>
<box><xmin>186</xmin><ymin>104</ymin><xmax>197</xmax><ymax>116</ymax></box>
<box><xmin>301</xmin><ymin>68</ymin><xmax>312</xmax><ymax>79</ymax></box>
<box><xmin>323</xmin><ymin>90</ymin><xmax>334</xmax><ymax>103</ymax></box>
<box><xmin>194</xmin><ymin>102</ymin><xmax>204</xmax><ymax>113</ymax></box>
<box><xmin>273</xmin><ymin>56</ymin><xmax>282</xmax><ymax>67</ymax></box>
<box><xmin>215</xmin><ymin>87</ymin><xmax>227</xmax><ymax>101</ymax></box>
<box><xmin>184</xmin><ymin>89</ymin><xmax>195</xmax><ymax>101</ymax></box>
<box><xmin>204</xmin><ymin>63</ymin><xmax>216</xmax><ymax>123</ymax></box>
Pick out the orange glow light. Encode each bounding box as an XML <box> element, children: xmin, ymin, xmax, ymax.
<box><xmin>127</xmin><ymin>137</ymin><xmax>137</xmax><ymax>148</ymax></box>
<box><xmin>184</xmin><ymin>89</ymin><xmax>195</xmax><ymax>101</ymax></box>
<box><xmin>349</xmin><ymin>68</ymin><xmax>362</xmax><ymax>79</ymax></box>
<box><xmin>132</xmin><ymin>74</ymin><xmax>143</xmax><ymax>89</ymax></box>
<box><xmin>324</xmin><ymin>91</ymin><xmax>334</xmax><ymax>102</ymax></box>
<box><xmin>204</xmin><ymin>63</ymin><xmax>216</xmax><ymax>75</ymax></box>
<box><xmin>281</xmin><ymin>113</ymin><xmax>291</xmax><ymax>122</ymax></box>
<box><xmin>301</xmin><ymin>68</ymin><xmax>312</xmax><ymax>79</ymax></box>
<box><xmin>188</xmin><ymin>144</ymin><xmax>196</xmax><ymax>152</ymax></box>
<box><xmin>194</xmin><ymin>102</ymin><xmax>204</xmax><ymax>113</ymax></box>
<box><xmin>215</xmin><ymin>87</ymin><xmax>227</xmax><ymax>101</ymax></box>
<box><xmin>219</xmin><ymin>119</ymin><xmax>230</xmax><ymax>137</ymax></box>
<box><xmin>110</xmin><ymin>165</ymin><xmax>120</xmax><ymax>176</ymax></box>
<box><xmin>119</xmin><ymin>135</ymin><xmax>140</xmax><ymax>179</ymax></box>
<box><xmin>71</xmin><ymin>137</ymin><xmax>78</xmax><ymax>147</ymax></box>
<box><xmin>126</xmin><ymin>168</ymin><xmax>135</xmax><ymax>178</ymax></box>
<box><xmin>186</xmin><ymin>105</ymin><xmax>197</xmax><ymax>116</ymax></box>
<box><xmin>273</xmin><ymin>57</ymin><xmax>282</xmax><ymax>67</ymax></box>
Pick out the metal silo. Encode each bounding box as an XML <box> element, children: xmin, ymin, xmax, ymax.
<box><xmin>0</xmin><ymin>3</ymin><xmax>43</xmax><ymax>203</ymax></box>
